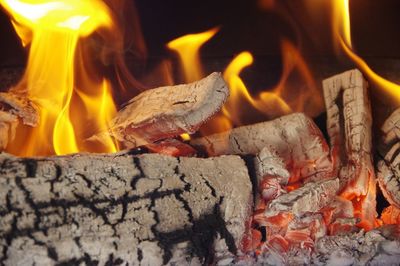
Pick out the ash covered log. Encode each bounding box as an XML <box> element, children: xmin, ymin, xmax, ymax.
<box><xmin>94</xmin><ymin>72</ymin><xmax>229</xmax><ymax>149</ymax></box>
<box><xmin>0</xmin><ymin>152</ymin><xmax>252</xmax><ymax>265</ymax></box>
<box><xmin>0</xmin><ymin>91</ymin><xmax>39</xmax><ymax>150</ymax></box>
<box><xmin>191</xmin><ymin>113</ymin><xmax>333</xmax><ymax>183</ymax></box>
<box><xmin>264</xmin><ymin>178</ymin><xmax>339</xmax><ymax>218</ymax></box>
<box><xmin>377</xmin><ymin>107</ymin><xmax>400</xmax><ymax>209</ymax></box>
<box><xmin>323</xmin><ymin>69</ymin><xmax>376</xmax><ymax>229</ymax></box>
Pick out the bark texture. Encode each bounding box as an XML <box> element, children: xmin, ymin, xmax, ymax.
<box><xmin>0</xmin><ymin>152</ymin><xmax>252</xmax><ymax>265</ymax></box>
<box><xmin>377</xmin><ymin>107</ymin><xmax>400</xmax><ymax>208</ymax></box>
<box><xmin>95</xmin><ymin>72</ymin><xmax>229</xmax><ymax>149</ymax></box>
<box><xmin>191</xmin><ymin>113</ymin><xmax>333</xmax><ymax>183</ymax></box>
<box><xmin>323</xmin><ymin>69</ymin><xmax>376</xmax><ymax>229</ymax></box>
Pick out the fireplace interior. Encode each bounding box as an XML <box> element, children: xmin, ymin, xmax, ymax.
<box><xmin>1</xmin><ymin>0</ymin><xmax>400</xmax><ymax>265</ymax></box>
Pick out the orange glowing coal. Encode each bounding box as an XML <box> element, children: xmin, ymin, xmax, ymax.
<box><xmin>1</xmin><ymin>0</ymin><xmax>118</xmax><ymax>156</ymax></box>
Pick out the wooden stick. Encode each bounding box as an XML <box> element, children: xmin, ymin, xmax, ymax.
<box><xmin>0</xmin><ymin>152</ymin><xmax>252</xmax><ymax>265</ymax></box>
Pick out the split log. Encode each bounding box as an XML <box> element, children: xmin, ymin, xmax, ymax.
<box><xmin>95</xmin><ymin>72</ymin><xmax>229</xmax><ymax>149</ymax></box>
<box><xmin>264</xmin><ymin>178</ymin><xmax>339</xmax><ymax>218</ymax></box>
<box><xmin>0</xmin><ymin>92</ymin><xmax>39</xmax><ymax>150</ymax></box>
<box><xmin>0</xmin><ymin>152</ymin><xmax>252</xmax><ymax>265</ymax></box>
<box><xmin>377</xmin><ymin>107</ymin><xmax>400</xmax><ymax>208</ymax></box>
<box><xmin>191</xmin><ymin>113</ymin><xmax>333</xmax><ymax>183</ymax></box>
<box><xmin>322</xmin><ymin>69</ymin><xmax>376</xmax><ymax>229</ymax></box>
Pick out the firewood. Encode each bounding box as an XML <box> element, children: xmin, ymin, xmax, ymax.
<box><xmin>322</xmin><ymin>69</ymin><xmax>376</xmax><ymax>229</ymax></box>
<box><xmin>377</xmin><ymin>107</ymin><xmax>400</xmax><ymax>209</ymax></box>
<box><xmin>144</xmin><ymin>138</ymin><xmax>197</xmax><ymax>157</ymax></box>
<box><xmin>94</xmin><ymin>72</ymin><xmax>229</xmax><ymax>149</ymax></box>
<box><xmin>0</xmin><ymin>92</ymin><xmax>39</xmax><ymax>150</ymax></box>
<box><xmin>254</xmin><ymin>147</ymin><xmax>290</xmax><ymax>185</ymax></box>
<box><xmin>191</xmin><ymin>113</ymin><xmax>333</xmax><ymax>183</ymax></box>
<box><xmin>0</xmin><ymin>152</ymin><xmax>252</xmax><ymax>265</ymax></box>
<box><xmin>264</xmin><ymin>178</ymin><xmax>339</xmax><ymax>218</ymax></box>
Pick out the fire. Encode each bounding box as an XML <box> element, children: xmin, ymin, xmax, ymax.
<box><xmin>333</xmin><ymin>0</ymin><xmax>400</xmax><ymax>102</ymax></box>
<box><xmin>167</xmin><ymin>27</ymin><xmax>219</xmax><ymax>82</ymax></box>
<box><xmin>1</xmin><ymin>0</ymin><xmax>118</xmax><ymax>155</ymax></box>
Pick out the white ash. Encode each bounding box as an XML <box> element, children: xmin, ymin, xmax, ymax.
<box><xmin>264</xmin><ymin>178</ymin><xmax>339</xmax><ymax>218</ymax></box>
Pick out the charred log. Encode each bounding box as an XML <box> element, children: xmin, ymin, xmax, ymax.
<box><xmin>0</xmin><ymin>152</ymin><xmax>252</xmax><ymax>265</ymax></box>
<box><xmin>191</xmin><ymin>113</ymin><xmax>333</xmax><ymax>183</ymax></box>
<box><xmin>93</xmin><ymin>72</ymin><xmax>229</xmax><ymax>149</ymax></box>
<box><xmin>323</xmin><ymin>69</ymin><xmax>376</xmax><ymax>229</ymax></box>
<box><xmin>377</xmin><ymin>107</ymin><xmax>400</xmax><ymax>209</ymax></box>
<box><xmin>0</xmin><ymin>91</ymin><xmax>39</xmax><ymax>150</ymax></box>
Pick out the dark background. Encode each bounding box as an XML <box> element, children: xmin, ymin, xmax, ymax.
<box><xmin>2</xmin><ymin>0</ymin><xmax>400</xmax><ymax>66</ymax></box>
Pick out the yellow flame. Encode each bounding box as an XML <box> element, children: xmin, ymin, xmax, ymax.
<box><xmin>167</xmin><ymin>27</ymin><xmax>219</xmax><ymax>82</ymax></box>
<box><xmin>333</xmin><ymin>0</ymin><xmax>400</xmax><ymax>102</ymax></box>
<box><xmin>76</xmin><ymin>80</ymin><xmax>118</xmax><ymax>153</ymax></box>
<box><xmin>1</xmin><ymin>0</ymin><xmax>117</xmax><ymax>155</ymax></box>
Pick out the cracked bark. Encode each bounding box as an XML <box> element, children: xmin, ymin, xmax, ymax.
<box><xmin>377</xmin><ymin>107</ymin><xmax>400</xmax><ymax>208</ymax></box>
<box><xmin>0</xmin><ymin>152</ymin><xmax>252</xmax><ymax>265</ymax></box>
<box><xmin>191</xmin><ymin>113</ymin><xmax>333</xmax><ymax>183</ymax></box>
<box><xmin>91</xmin><ymin>72</ymin><xmax>229</xmax><ymax>149</ymax></box>
<box><xmin>323</xmin><ymin>69</ymin><xmax>376</xmax><ymax>229</ymax></box>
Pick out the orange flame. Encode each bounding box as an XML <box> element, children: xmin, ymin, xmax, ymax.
<box><xmin>167</xmin><ymin>27</ymin><xmax>219</xmax><ymax>82</ymax></box>
<box><xmin>333</xmin><ymin>0</ymin><xmax>400</xmax><ymax>102</ymax></box>
<box><xmin>1</xmin><ymin>0</ymin><xmax>118</xmax><ymax>155</ymax></box>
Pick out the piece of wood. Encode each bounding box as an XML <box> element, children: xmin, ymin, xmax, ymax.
<box><xmin>377</xmin><ymin>107</ymin><xmax>400</xmax><ymax>209</ymax></box>
<box><xmin>0</xmin><ymin>91</ymin><xmax>39</xmax><ymax>150</ymax></box>
<box><xmin>0</xmin><ymin>152</ymin><xmax>252</xmax><ymax>265</ymax></box>
<box><xmin>253</xmin><ymin>147</ymin><xmax>290</xmax><ymax>185</ymax></box>
<box><xmin>94</xmin><ymin>72</ymin><xmax>229</xmax><ymax>149</ymax></box>
<box><xmin>264</xmin><ymin>178</ymin><xmax>339</xmax><ymax>218</ymax></box>
<box><xmin>322</xmin><ymin>69</ymin><xmax>376</xmax><ymax>229</ymax></box>
<box><xmin>191</xmin><ymin>113</ymin><xmax>333</xmax><ymax>184</ymax></box>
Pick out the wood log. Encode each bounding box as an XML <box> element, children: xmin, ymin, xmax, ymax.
<box><xmin>264</xmin><ymin>178</ymin><xmax>339</xmax><ymax>218</ymax></box>
<box><xmin>322</xmin><ymin>69</ymin><xmax>376</xmax><ymax>229</ymax></box>
<box><xmin>94</xmin><ymin>72</ymin><xmax>229</xmax><ymax>149</ymax></box>
<box><xmin>377</xmin><ymin>107</ymin><xmax>400</xmax><ymax>209</ymax></box>
<box><xmin>0</xmin><ymin>152</ymin><xmax>252</xmax><ymax>265</ymax></box>
<box><xmin>0</xmin><ymin>92</ymin><xmax>39</xmax><ymax>150</ymax></box>
<box><xmin>190</xmin><ymin>113</ymin><xmax>333</xmax><ymax>184</ymax></box>
<box><xmin>253</xmin><ymin>147</ymin><xmax>290</xmax><ymax>185</ymax></box>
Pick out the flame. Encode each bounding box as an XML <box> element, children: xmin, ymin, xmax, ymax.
<box><xmin>222</xmin><ymin>51</ymin><xmax>291</xmax><ymax>125</ymax></box>
<box><xmin>167</xmin><ymin>27</ymin><xmax>219</xmax><ymax>82</ymax></box>
<box><xmin>1</xmin><ymin>0</ymin><xmax>118</xmax><ymax>155</ymax></box>
<box><xmin>333</xmin><ymin>0</ymin><xmax>400</xmax><ymax>102</ymax></box>
<box><xmin>222</xmin><ymin>40</ymin><xmax>322</xmax><ymax>126</ymax></box>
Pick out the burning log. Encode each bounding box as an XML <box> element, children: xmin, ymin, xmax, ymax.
<box><xmin>95</xmin><ymin>72</ymin><xmax>229</xmax><ymax>149</ymax></box>
<box><xmin>322</xmin><ymin>69</ymin><xmax>377</xmax><ymax>229</ymax></box>
<box><xmin>0</xmin><ymin>92</ymin><xmax>39</xmax><ymax>150</ymax></box>
<box><xmin>377</xmin><ymin>107</ymin><xmax>400</xmax><ymax>209</ymax></box>
<box><xmin>0</xmin><ymin>152</ymin><xmax>252</xmax><ymax>265</ymax></box>
<box><xmin>254</xmin><ymin>147</ymin><xmax>290</xmax><ymax>185</ymax></box>
<box><xmin>191</xmin><ymin>113</ymin><xmax>333</xmax><ymax>183</ymax></box>
<box><xmin>264</xmin><ymin>178</ymin><xmax>339</xmax><ymax>218</ymax></box>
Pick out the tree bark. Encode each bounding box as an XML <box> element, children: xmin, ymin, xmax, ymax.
<box><xmin>0</xmin><ymin>152</ymin><xmax>252</xmax><ymax>265</ymax></box>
